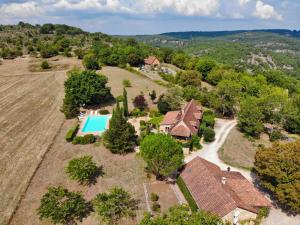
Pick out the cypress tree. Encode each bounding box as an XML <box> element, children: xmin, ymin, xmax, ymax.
<box><xmin>103</xmin><ymin>103</ymin><xmax>136</xmax><ymax>154</ymax></box>
<box><xmin>123</xmin><ymin>88</ymin><xmax>129</xmax><ymax>117</ymax></box>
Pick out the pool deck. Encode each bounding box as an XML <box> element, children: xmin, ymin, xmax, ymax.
<box><xmin>77</xmin><ymin>114</ymin><xmax>111</xmax><ymax>137</ymax></box>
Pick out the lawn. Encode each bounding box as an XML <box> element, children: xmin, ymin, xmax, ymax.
<box><xmin>101</xmin><ymin>66</ymin><xmax>166</xmax><ymax>110</ymax></box>
<box><xmin>218</xmin><ymin>127</ymin><xmax>271</xmax><ymax>169</ymax></box>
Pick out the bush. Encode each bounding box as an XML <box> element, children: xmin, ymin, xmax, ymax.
<box><xmin>269</xmin><ymin>129</ymin><xmax>283</xmax><ymax>142</ymax></box>
<box><xmin>152</xmin><ymin>202</ymin><xmax>161</xmax><ymax>212</ymax></box>
<box><xmin>122</xmin><ymin>79</ymin><xmax>131</xmax><ymax>87</ymax></box>
<box><xmin>150</xmin><ymin>193</ymin><xmax>159</xmax><ymax>202</ymax></box>
<box><xmin>130</xmin><ymin>108</ymin><xmax>147</xmax><ymax>117</ymax></box>
<box><xmin>65</xmin><ymin>124</ymin><xmax>79</xmax><ymax>142</ymax></box>
<box><xmin>99</xmin><ymin>109</ymin><xmax>110</xmax><ymax>115</ymax></box>
<box><xmin>258</xmin><ymin>207</ymin><xmax>270</xmax><ymax>218</ymax></box>
<box><xmin>202</xmin><ymin>110</ymin><xmax>215</xmax><ymax>128</ymax></box>
<box><xmin>176</xmin><ymin>177</ymin><xmax>198</xmax><ymax>212</ymax></box>
<box><xmin>41</xmin><ymin>60</ymin><xmax>50</xmax><ymax>69</ymax></box>
<box><xmin>72</xmin><ymin>134</ymin><xmax>96</xmax><ymax>145</ymax></box>
<box><xmin>203</xmin><ymin>127</ymin><xmax>215</xmax><ymax>142</ymax></box>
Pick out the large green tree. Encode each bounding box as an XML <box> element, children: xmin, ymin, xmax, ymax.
<box><xmin>103</xmin><ymin>103</ymin><xmax>136</xmax><ymax>154</ymax></box>
<box><xmin>93</xmin><ymin>187</ymin><xmax>138</xmax><ymax>225</ymax></box>
<box><xmin>283</xmin><ymin>95</ymin><xmax>300</xmax><ymax>133</ymax></box>
<box><xmin>139</xmin><ymin>205</ymin><xmax>222</xmax><ymax>225</ymax></box>
<box><xmin>255</xmin><ymin>141</ymin><xmax>300</xmax><ymax>213</ymax></box>
<box><xmin>37</xmin><ymin>186</ymin><xmax>91</xmax><ymax>224</ymax></box>
<box><xmin>140</xmin><ymin>133</ymin><xmax>183</xmax><ymax>178</ymax></box>
<box><xmin>238</xmin><ymin>96</ymin><xmax>264</xmax><ymax>137</ymax></box>
<box><xmin>157</xmin><ymin>87</ymin><xmax>183</xmax><ymax>114</ymax></box>
<box><xmin>176</xmin><ymin>70</ymin><xmax>202</xmax><ymax>87</ymax></box>
<box><xmin>64</xmin><ymin>69</ymin><xmax>112</xmax><ymax>107</ymax></box>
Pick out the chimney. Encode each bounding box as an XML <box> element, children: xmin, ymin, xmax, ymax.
<box><xmin>221</xmin><ymin>177</ymin><xmax>227</xmax><ymax>185</ymax></box>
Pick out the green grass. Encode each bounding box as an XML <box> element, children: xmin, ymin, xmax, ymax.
<box><xmin>176</xmin><ymin>176</ymin><xmax>198</xmax><ymax>212</ymax></box>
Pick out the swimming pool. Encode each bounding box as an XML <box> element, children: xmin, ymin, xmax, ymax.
<box><xmin>82</xmin><ymin>115</ymin><xmax>110</xmax><ymax>133</ymax></box>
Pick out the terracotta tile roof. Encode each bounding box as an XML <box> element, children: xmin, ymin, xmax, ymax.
<box><xmin>180</xmin><ymin>157</ymin><xmax>271</xmax><ymax>217</ymax></box>
<box><xmin>144</xmin><ymin>56</ymin><xmax>160</xmax><ymax>65</ymax></box>
<box><xmin>165</xmin><ymin>99</ymin><xmax>203</xmax><ymax>138</ymax></box>
<box><xmin>161</xmin><ymin>111</ymin><xmax>180</xmax><ymax>125</ymax></box>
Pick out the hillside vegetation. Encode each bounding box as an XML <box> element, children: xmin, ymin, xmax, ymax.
<box><xmin>128</xmin><ymin>30</ymin><xmax>300</xmax><ymax>78</ymax></box>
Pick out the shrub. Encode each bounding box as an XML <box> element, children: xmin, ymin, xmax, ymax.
<box><xmin>140</xmin><ymin>120</ymin><xmax>147</xmax><ymax>127</ymax></box>
<box><xmin>203</xmin><ymin>127</ymin><xmax>215</xmax><ymax>142</ymax></box>
<box><xmin>149</xmin><ymin>109</ymin><xmax>161</xmax><ymax>118</ymax></box>
<box><xmin>269</xmin><ymin>129</ymin><xmax>283</xmax><ymax>142</ymax></box>
<box><xmin>99</xmin><ymin>109</ymin><xmax>110</xmax><ymax>115</ymax></box>
<box><xmin>41</xmin><ymin>60</ymin><xmax>50</xmax><ymax>69</ymax></box>
<box><xmin>150</xmin><ymin>193</ymin><xmax>159</xmax><ymax>202</ymax></box>
<box><xmin>152</xmin><ymin>202</ymin><xmax>161</xmax><ymax>212</ymax></box>
<box><xmin>189</xmin><ymin>135</ymin><xmax>202</xmax><ymax>150</ymax></box>
<box><xmin>202</xmin><ymin>110</ymin><xmax>215</xmax><ymax>128</ymax></box>
<box><xmin>65</xmin><ymin>124</ymin><xmax>79</xmax><ymax>142</ymax></box>
<box><xmin>133</xmin><ymin>94</ymin><xmax>148</xmax><ymax>110</ymax></box>
<box><xmin>65</xmin><ymin>156</ymin><xmax>99</xmax><ymax>185</ymax></box>
<box><xmin>72</xmin><ymin>134</ymin><xmax>96</xmax><ymax>145</ymax></box>
<box><xmin>122</xmin><ymin>79</ymin><xmax>132</xmax><ymax>87</ymax></box>
<box><xmin>258</xmin><ymin>207</ymin><xmax>270</xmax><ymax>218</ymax></box>
<box><xmin>130</xmin><ymin>108</ymin><xmax>147</xmax><ymax>117</ymax></box>
<box><xmin>116</xmin><ymin>95</ymin><xmax>124</xmax><ymax>102</ymax></box>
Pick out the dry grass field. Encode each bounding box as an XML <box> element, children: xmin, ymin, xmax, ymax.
<box><xmin>0</xmin><ymin>58</ymin><xmax>167</xmax><ymax>225</ymax></box>
<box><xmin>0</xmin><ymin>56</ymin><xmax>81</xmax><ymax>225</ymax></box>
<box><xmin>10</xmin><ymin>119</ymin><xmax>148</xmax><ymax>225</ymax></box>
<box><xmin>101</xmin><ymin>66</ymin><xmax>166</xmax><ymax>110</ymax></box>
<box><xmin>218</xmin><ymin>127</ymin><xmax>271</xmax><ymax>169</ymax></box>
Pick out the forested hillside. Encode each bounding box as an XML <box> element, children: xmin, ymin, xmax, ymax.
<box><xmin>128</xmin><ymin>30</ymin><xmax>300</xmax><ymax>78</ymax></box>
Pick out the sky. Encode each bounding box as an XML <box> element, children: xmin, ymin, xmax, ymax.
<box><xmin>0</xmin><ymin>0</ymin><xmax>299</xmax><ymax>35</ymax></box>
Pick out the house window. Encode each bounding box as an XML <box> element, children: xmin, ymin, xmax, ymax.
<box><xmin>165</xmin><ymin>127</ymin><xmax>170</xmax><ymax>132</ymax></box>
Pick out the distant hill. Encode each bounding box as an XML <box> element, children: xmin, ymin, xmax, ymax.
<box><xmin>160</xmin><ymin>29</ymin><xmax>300</xmax><ymax>39</ymax></box>
<box><xmin>124</xmin><ymin>29</ymin><xmax>300</xmax><ymax>78</ymax></box>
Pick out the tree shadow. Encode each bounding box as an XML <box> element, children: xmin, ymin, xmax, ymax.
<box><xmin>87</xmin><ymin>165</ymin><xmax>105</xmax><ymax>187</ymax></box>
<box><xmin>66</xmin><ymin>201</ymin><xmax>93</xmax><ymax>225</ymax></box>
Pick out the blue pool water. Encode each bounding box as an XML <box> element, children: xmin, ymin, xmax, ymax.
<box><xmin>82</xmin><ymin>115</ymin><xmax>110</xmax><ymax>133</ymax></box>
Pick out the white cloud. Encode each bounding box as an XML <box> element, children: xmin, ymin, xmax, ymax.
<box><xmin>239</xmin><ymin>0</ymin><xmax>251</xmax><ymax>6</ymax></box>
<box><xmin>139</xmin><ymin>0</ymin><xmax>220</xmax><ymax>16</ymax></box>
<box><xmin>254</xmin><ymin>0</ymin><xmax>282</xmax><ymax>20</ymax></box>
<box><xmin>51</xmin><ymin>0</ymin><xmax>132</xmax><ymax>13</ymax></box>
<box><xmin>0</xmin><ymin>1</ymin><xmax>42</xmax><ymax>18</ymax></box>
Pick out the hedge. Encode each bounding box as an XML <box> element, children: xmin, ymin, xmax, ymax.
<box><xmin>72</xmin><ymin>134</ymin><xmax>96</xmax><ymax>145</ymax></box>
<box><xmin>176</xmin><ymin>176</ymin><xmax>198</xmax><ymax>212</ymax></box>
<box><xmin>65</xmin><ymin>124</ymin><xmax>79</xmax><ymax>142</ymax></box>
